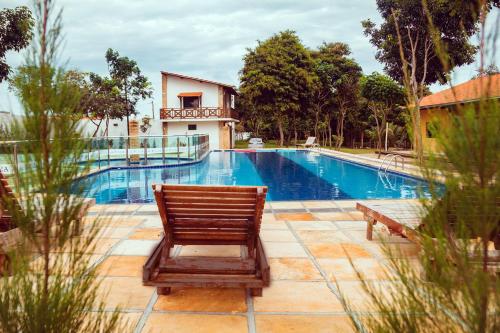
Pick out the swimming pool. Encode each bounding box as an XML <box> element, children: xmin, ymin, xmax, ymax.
<box><xmin>74</xmin><ymin>150</ymin><xmax>434</xmax><ymax>204</ymax></box>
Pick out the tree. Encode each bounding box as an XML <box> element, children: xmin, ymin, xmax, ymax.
<box><xmin>310</xmin><ymin>44</ymin><xmax>338</xmax><ymax>145</ymax></box>
<box><xmin>310</xmin><ymin>43</ymin><xmax>363</xmax><ymax>148</ymax></box>
<box><xmin>332</xmin><ymin>57</ymin><xmax>362</xmax><ymax>148</ymax></box>
<box><xmin>239</xmin><ymin>30</ymin><xmax>316</xmax><ymax>146</ymax></box>
<box><xmin>361</xmin><ymin>0</ymin><xmax>497</xmax><ymax>160</ymax></box>
<box><xmin>0</xmin><ymin>0</ymin><xmax>120</xmax><ymax>331</ymax></box>
<box><xmin>360</xmin><ymin>72</ymin><xmax>405</xmax><ymax>157</ymax></box>
<box><xmin>83</xmin><ymin>73</ymin><xmax>129</xmax><ymax>137</ymax></box>
<box><xmin>474</xmin><ymin>64</ymin><xmax>499</xmax><ymax>78</ymax></box>
<box><xmin>235</xmin><ymin>97</ymin><xmax>270</xmax><ymax>137</ymax></box>
<box><xmin>0</xmin><ymin>6</ymin><xmax>34</xmax><ymax>82</ymax></box>
<box><xmin>104</xmin><ymin>49</ymin><xmax>153</xmax><ymax>136</ymax></box>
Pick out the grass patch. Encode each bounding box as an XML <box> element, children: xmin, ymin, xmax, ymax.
<box><xmin>235</xmin><ymin>140</ymin><xmax>376</xmax><ymax>154</ymax></box>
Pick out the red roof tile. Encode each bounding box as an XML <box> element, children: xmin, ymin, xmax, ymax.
<box><xmin>420</xmin><ymin>74</ymin><xmax>500</xmax><ymax>108</ymax></box>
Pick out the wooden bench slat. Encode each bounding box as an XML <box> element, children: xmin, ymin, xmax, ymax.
<box><xmin>166</xmin><ymin>197</ymin><xmax>257</xmax><ymax>205</ymax></box>
<box><xmin>168</xmin><ymin>212</ymin><xmax>256</xmax><ymax>218</ymax></box>
<box><xmin>163</xmin><ymin>185</ymin><xmax>263</xmax><ymax>193</ymax></box>
<box><xmin>160</xmin><ymin>257</ymin><xmax>256</xmax><ymax>274</ymax></box>
<box><xmin>167</xmin><ymin>208</ymin><xmax>256</xmax><ymax>215</ymax></box>
<box><xmin>174</xmin><ymin>232</ymin><xmax>248</xmax><ymax>241</ymax></box>
<box><xmin>167</xmin><ymin>202</ymin><xmax>256</xmax><ymax>209</ymax></box>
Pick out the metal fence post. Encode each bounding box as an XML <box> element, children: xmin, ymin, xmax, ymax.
<box><xmin>13</xmin><ymin>143</ymin><xmax>19</xmax><ymax>189</ymax></box>
<box><xmin>187</xmin><ymin>135</ymin><xmax>190</xmax><ymax>161</ymax></box>
<box><xmin>97</xmin><ymin>139</ymin><xmax>101</xmax><ymax>170</ymax></box>
<box><xmin>125</xmin><ymin>136</ymin><xmax>129</xmax><ymax>166</ymax></box>
<box><xmin>107</xmin><ymin>138</ymin><xmax>110</xmax><ymax>166</ymax></box>
<box><xmin>177</xmin><ymin>137</ymin><xmax>180</xmax><ymax>165</ymax></box>
<box><xmin>162</xmin><ymin>136</ymin><xmax>166</xmax><ymax>165</ymax></box>
<box><xmin>144</xmin><ymin>137</ymin><xmax>148</xmax><ymax>165</ymax></box>
<box><xmin>195</xmin><ymin>136</ymin><xmax>198</xmax><ymax>160</ymax></box>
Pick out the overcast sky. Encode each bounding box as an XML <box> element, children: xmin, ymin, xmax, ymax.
<box><xmin>0</xmin><ymin>0</ymin><xmax>498</xmax><ymax>117</ymax></box>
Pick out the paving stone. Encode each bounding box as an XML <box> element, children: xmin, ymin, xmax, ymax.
<box><xmin>263</xmin><ymin>242</ymin><xmax>308</xmax><ymax>258</ymax></box>
<box><xmin>154</xmin><ymin>287</ymin><xmax>247</xmax><ymax>312</ymax></box>
<box><xmin>129</xmin><ymin>228</ymin><xmax>163</xmax><ymax>240</ymax></box>
<box><xmin>274</xmin><ymin>213</ymin><xmax>315</xmax><ymax>221</ymax></box>
<box><xmin>143</xmin><ymin>313</ymin><xmax>248</xmax><ymax>333</ymax></box>
<box><xmin>255</xmin><ymin>314</ymin><xmax>354</xmax><ymax>333</ymax></box>
<box><xmin>307</xmin><ymin>243</ymin><xmax>372</xmax><ymax>259</ymax></box>
<box><xmin>269</xmin><ymin>258</ymin><xmax>323</xmax><ymax>281</ymax></box>
<box><xmin>97</xmin><ymin>277</ymin><xmax>154</xmax><ymax>310</ymax></box>
<box><xmin>111</xmin><ymin>240</ymin><xmax>158</xmax><ymax>256</ymax></box>
<box><xmin>97</xmin><ymin>256</ymin><xmax>147</xmax><ymax>277</ymax></box>
<box><xmin>253</xmin><ymin>281</ymin><xmax>343</xmax><ymax>312</ymax></box>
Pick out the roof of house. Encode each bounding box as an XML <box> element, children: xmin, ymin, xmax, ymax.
<box><xmin>161</xmin><ymin>71</ymin><xmax>238</xmax><ymax>94</ymax></box>
<box><xmin>420</xmin><ymin>74</ymin><xmax>500</xmax><ymax>109</ymax></box>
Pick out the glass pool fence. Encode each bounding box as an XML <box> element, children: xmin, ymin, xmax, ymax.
<box><xmin>0</xmin><ymin>134</ymin><xmax>210</xmax><ymax>175</ymax></box>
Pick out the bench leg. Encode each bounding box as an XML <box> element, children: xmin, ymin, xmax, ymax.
<box><xmin>366</xmin><ymin>218</ymin><xmax>375</xmax><ymax>241</ymax></box>
<box><xmin>157</xmin><ymin>287</ymin><xmax>171</xmax><ymax>295</ymax></box>
<box><xmin>250</xmin><ymin>288</ymin><xmax>262</xmax><ymax>297</ymax></box>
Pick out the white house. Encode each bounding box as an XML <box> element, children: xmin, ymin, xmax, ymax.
<box><xmin>160</xmin><ymin>71</ymin><xmax>238</xmax><ymax>149</ymax></box>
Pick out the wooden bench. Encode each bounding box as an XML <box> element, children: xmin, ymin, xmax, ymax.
<box><xmin>143</xmin><ymin>184</ymin><xmax>270</xmax><ymax>296</ymax></box>
<box><xmin>356</xmin><ymin>201</ymin><xmax>500</xmax><ymax>267</ymax></box>
<box><xmin>356</xmin><ymin>201</ymin><xmax>422</xmax><ymax>242</ymax></box>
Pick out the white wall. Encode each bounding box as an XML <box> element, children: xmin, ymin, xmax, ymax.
<box><xmin>167</xmin><ymin>121</ymin><xmax>220</xmax><ymax>150</ymax></box>
<box><xmin>166</xmin><ymin>75</ymin><xmax>219</xmax><ymax>108</ymax></box>
<box><xmin>79</xmin><ymin>117</ymin><xmax>164</xmax><ymax>137</ymax></box>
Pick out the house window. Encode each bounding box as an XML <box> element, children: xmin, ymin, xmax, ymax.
<box><xmin>188</xmin><ymin>124</ymin><xmax>197</xmax><ymax>131</ymax></box>
<box><xmin>182</xmin><ymin>96</ymin><xmax>200</xmax><ymax>108</ymax></box>
<box><xmin>426</xmin><ymin>121</ymin><xmax>439</xmax><ymax>138</ymax></box>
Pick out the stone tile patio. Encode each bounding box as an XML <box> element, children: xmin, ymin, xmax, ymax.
<box><xmin>81</xmin><ymin>199</ymin><xmax>419</xmax><ymax>333</ymax></box>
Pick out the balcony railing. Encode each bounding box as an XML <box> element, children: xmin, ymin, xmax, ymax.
<box><xmin>160</xmin><ymin>107</ymin><xmax>237</xmax><ymax>120</ymax></box>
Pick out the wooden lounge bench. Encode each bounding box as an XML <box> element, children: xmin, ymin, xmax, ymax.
<box><xmin>356</xmin><ymin>201</ymin><xmax>422</xmax><ymax>242</ymax></box>
<box><xmin>356</xmin><ymin>201</ymin><xmax>500</xmax><ymax>265</ymax></box>
<box><xmin>296</xmin><ymin>136</ymin><xmax>320</xmax><ymax>149</ymax></box>
<box><xmin>143</xmin><ymin>184</ymin><xmax>270</xmax><ymax>296</ymax></box>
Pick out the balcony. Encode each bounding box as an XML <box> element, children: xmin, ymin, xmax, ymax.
<box><xmin>160</xmin><ymin>107</ymin><xmax>237</xmax><ymax>120</ymax></box>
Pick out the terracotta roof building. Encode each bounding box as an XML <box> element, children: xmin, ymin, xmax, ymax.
<box><xmin>419</xmin><ymin>74</ymin><xmax>500</xmax><ymax>151</ymax></box>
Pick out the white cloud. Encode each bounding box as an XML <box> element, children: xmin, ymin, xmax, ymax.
<box><xmin>0</xmin><ymin>0</ymin><xmax>497</xmax><ymax>116</ymax></box>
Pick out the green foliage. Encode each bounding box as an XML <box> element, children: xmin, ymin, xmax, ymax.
<box><xmin>239</xmin><ymin>30</ymin><xmax>316</xmax><ymax>146</ymax></box>
<box><xmin>0</xmin><ymin>1</ymin><xmax>120</xmax><ymax>331</ymax></box>
<box><xmin>311</xmin><ymin>43</ymin><xmax>363</xmax><ymax>147</ymax></box>
<box><xmin>105</xmin><ymin>49</ymin><xmax>153</xmax><ymax>122</ymax></box>
<box><xmin>474</xmin><ymin>64</ymin><xmax>500</xmax><ymax>79</ymax></box>
<box><xmin>361</xmin><ymin>0</ymin><xmax>496</xmax><ymax>85</ymax></box>
<box><xmin>0</xmin><ymin>6</ymin><xmax>34</xmax><ymax>82</ymax></box>
<box><xmin>65</xmin><ymin>70</ymin><xmax>129</xmax><ymax>136</ymax></box>
<box><xmin>361</xmin><ymin>72</ymin><xmax>406</xmax><ymax>155</ymax></box>
<box><xmin>360</xmin><ymin>72</ymin><xmax>405</xmax><ymax>106</ymax></box>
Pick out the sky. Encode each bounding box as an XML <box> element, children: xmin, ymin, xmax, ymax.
<box><xmin>0</xmin><ymin>0</ymin><xmax>498</xmax><ymax>117</ymax></box>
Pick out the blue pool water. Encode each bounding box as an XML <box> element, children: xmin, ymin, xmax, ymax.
<box><xmin>74</xmin><ymin>150</ymin><xmax>434</xmax><ymax>204</ymax></box>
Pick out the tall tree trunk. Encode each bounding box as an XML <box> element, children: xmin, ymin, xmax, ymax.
<box><xmin>336</xmin><ymin>109</ymin><xmax>345</xmax><ymax>149</ymax></box>
<box><xmin>374</xmin><ymin>116</ymin><xmax>382</xmax><ymax>159</ymax></box>
<box><xmin>91</xmin><ymin>119</ymin><xmax>103</xmax><ymax>137</ymax></box>
<box><xmin>314</xmin><ymin>108</ymin><xmax>319</xmax><ymax>139</ymax></box>
<box><xmin>360</xmin><ymin>131</ymin><xmax>364</xmax><ymax>148</ymax></box>
<box><xmin>328</xmin><ymin>125</ymin><xmax>332</xmax><ymax>148</ymax></box>
<box><xmin>277</xmin><ymin>119</ymin><xmax>284</xmax><ymax>147</ymax></box>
